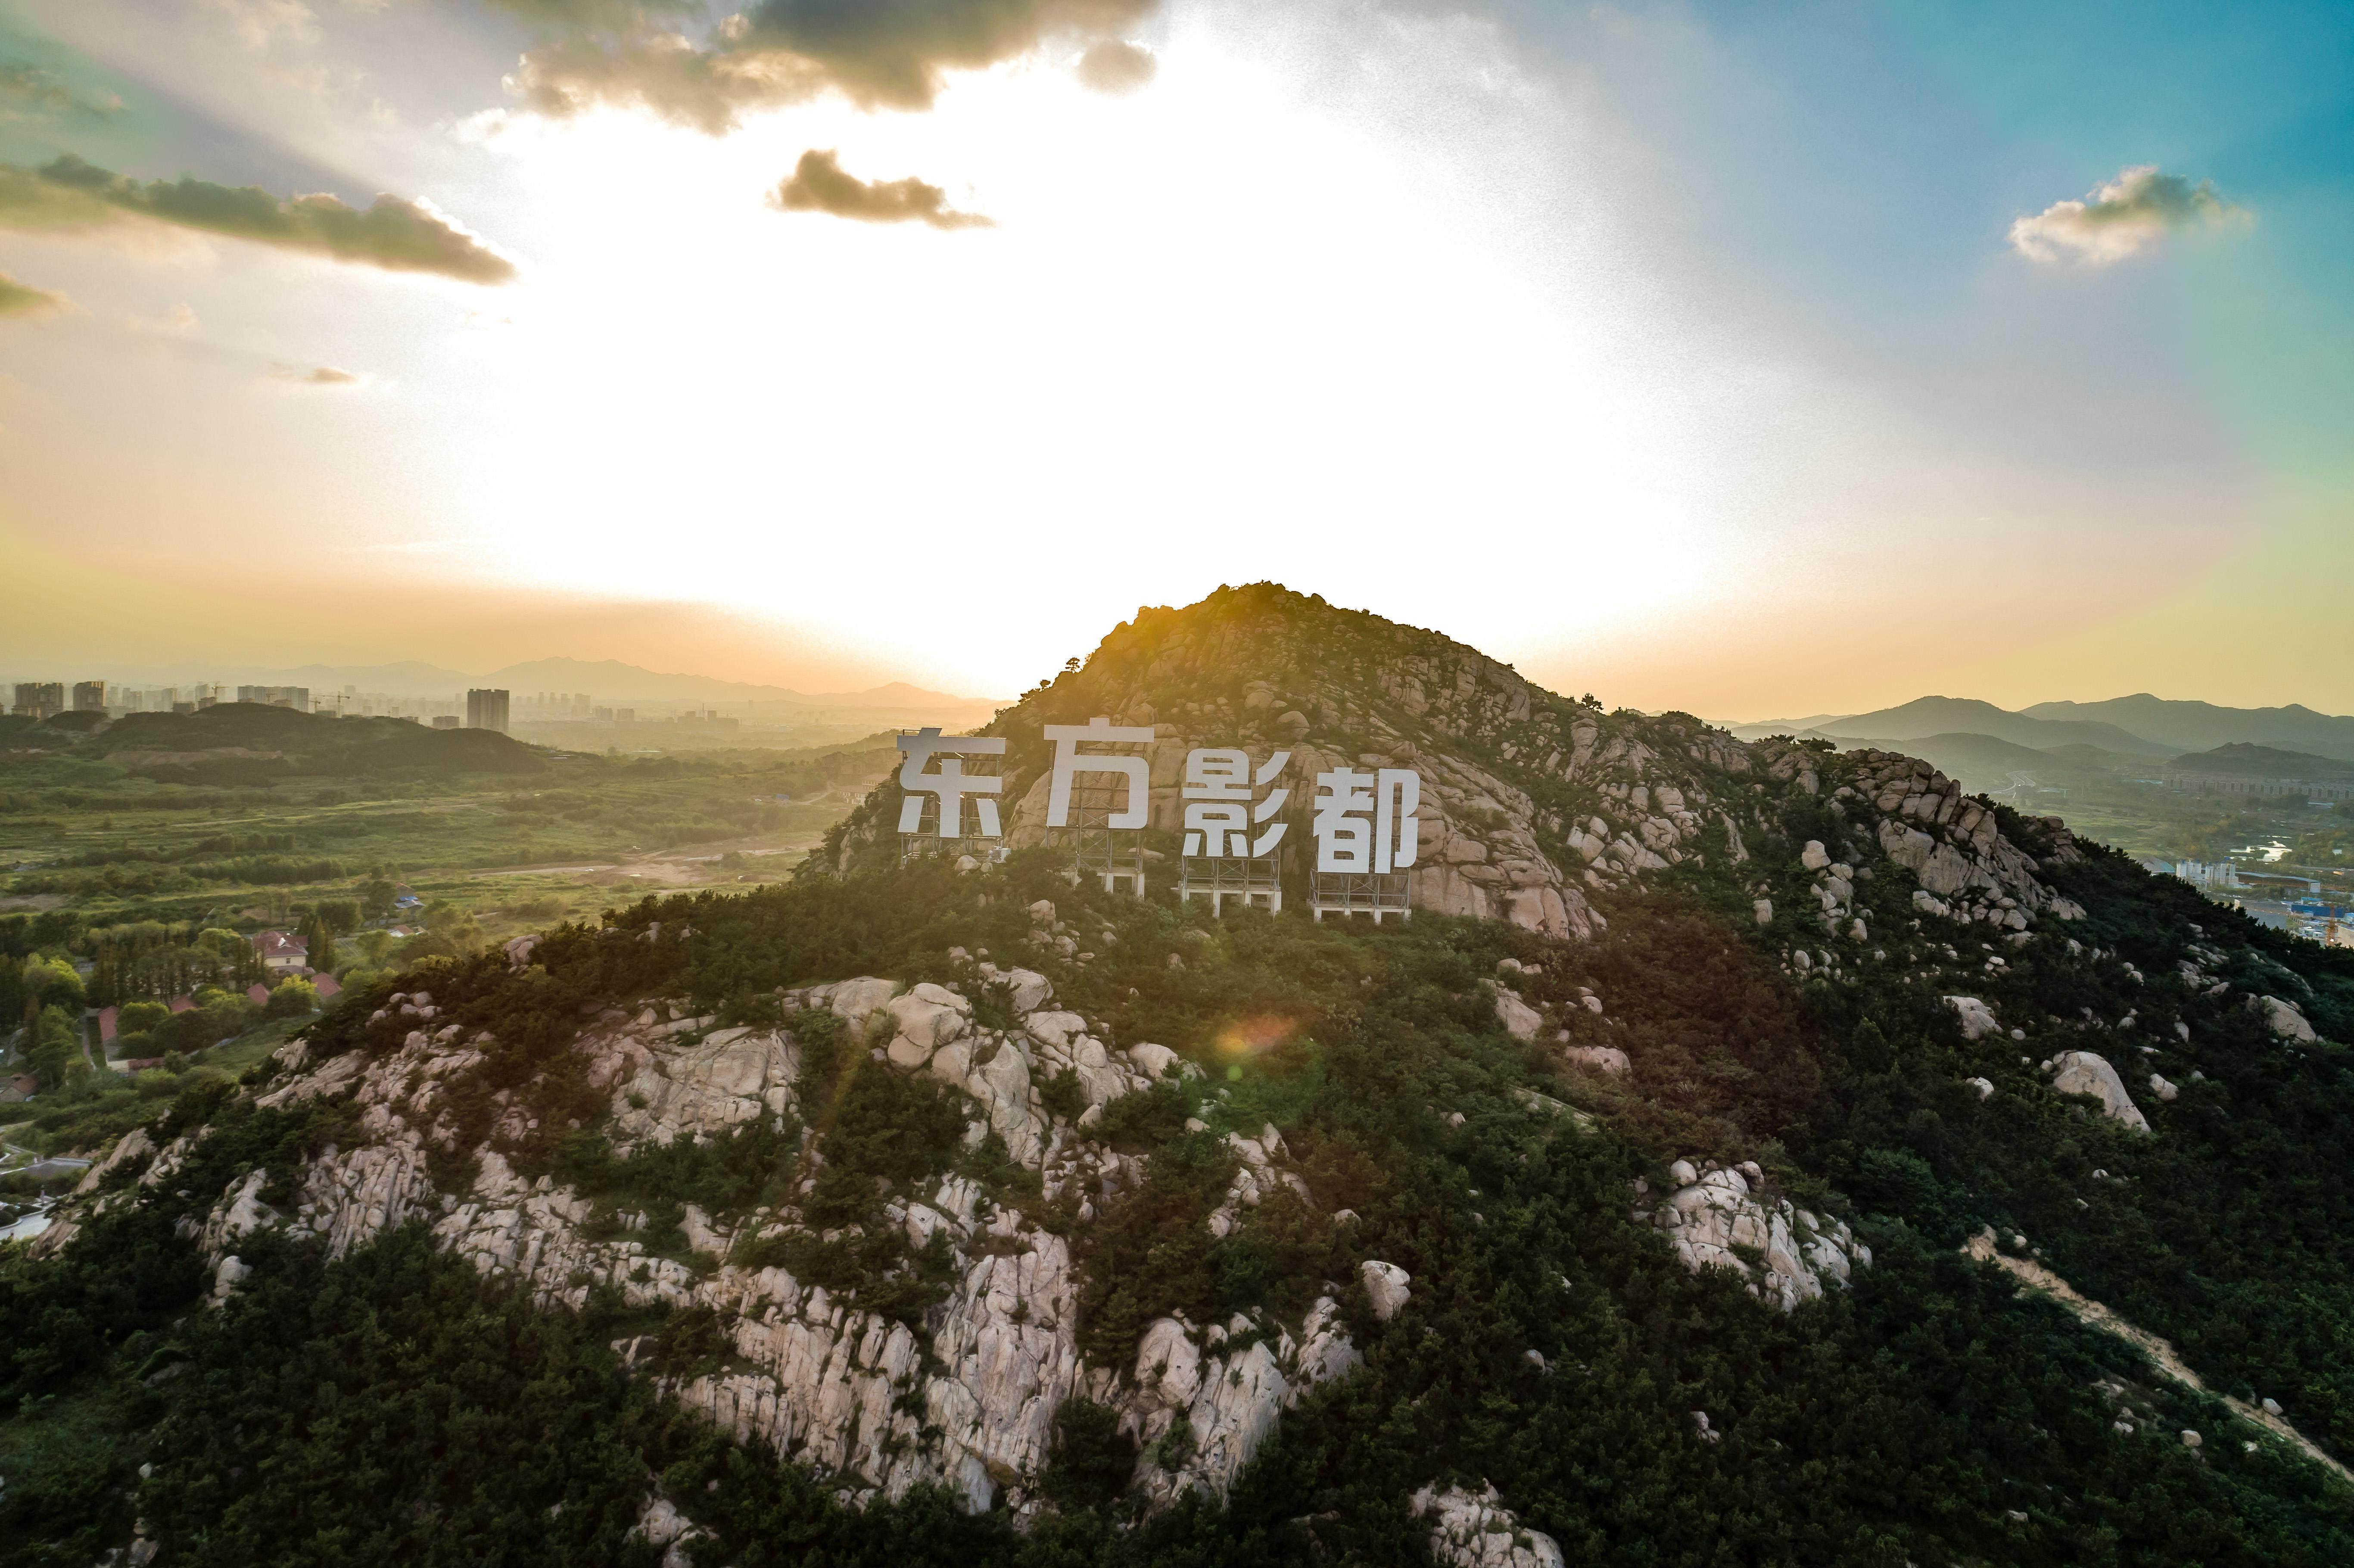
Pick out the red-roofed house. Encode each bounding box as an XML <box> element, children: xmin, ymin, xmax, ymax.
<box><xmin>97</xmin><ymin>1006</ymin><xmax>118</xmax><ymax>1043</ymax></box>
<box><xmin>254</xmin><ymin>930</ymin><xmax>308</xmax><ymax>974</ymax></box>
<box><xmin>168</xmin><ymin>995</ymin><xmax>195</xmax><ymax>1014</ymax></box>
<box><xmin>313</xmin><ymin>974</ymin><xmax>342</xmax><ymax>1000</ymax></box>
<box><xmin>247</xmin><ymin>983</ymin><xmax>271</xmax><ymax>1005</ymax></box>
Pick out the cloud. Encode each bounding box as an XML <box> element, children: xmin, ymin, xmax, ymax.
<box><xmin>770</xmin><ymin>148</ymin><xmax>992</xmax><ymax>230</ymax></box>
<box><xmin>0</xmin><ymin>155</ymin><xmax>517</xmax><ymax>283</ymax></box>
<box><xmin>120</xmin><ymin>302</ymin><xmax>201</xmax><ymax>334</ymax></box>
<box><xmin>0</xmin><ymin>270</ymin><xmax>70</xmax><ymax>320</ymax></box>
<box><xmin>200</xmin><ymin>0</ymin><xmax>323</xmax><ymax>53</ymax></box>
<box><xmin>275</xmin><ymin>364</ymin><xmax>360</xmax><ymax>384</ymax></box>
<box><xmin>0</xmin><ymin>63</ymin><xmax>122</xmax><ymax>117</ymax></box>
<box><xmin>480</xmin><ymin>0</ymin><xmax>701</xmax><ymax>26</ymax></box>
<box><xmin>2008</xmin><ymin>165</ymin><xmax>2248</xmax><ymax>267</ymax></box>
<box><xmin>1074</xmin><ymin>38</ymin><xmax>1154</xmax><ymax>93</ymax></box>
<box><xmin>509</xmin><ymin>0</ymin><xmax>1158</xmax><ymax>131</ymax></box>
<box><xmin>510</xmin><ymin>33</ymin><xmax>828</xmax><ymax>136</ymax></box>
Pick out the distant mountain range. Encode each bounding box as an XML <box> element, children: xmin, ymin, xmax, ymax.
<box><xmin>69</xmin><ymin>656</ymin><xmax>1004</xmax><ymax>712</ymax></box>
<box><xmin>1731</xmin><ymin>693</ymin><xmax>2354</xmax><ymax>765</ymax></box>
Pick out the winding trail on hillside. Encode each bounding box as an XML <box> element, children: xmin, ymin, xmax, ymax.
<box><xmin>1965</xmin><ymin>1229</ymin><xmax>2352</xmax><ymax>1485</ymax></box>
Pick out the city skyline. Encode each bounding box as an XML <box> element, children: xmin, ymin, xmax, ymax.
<box><xmin>1</xmin><ymin>2</ymin><xmax>2348</xmax><ymax>716</ymax></box>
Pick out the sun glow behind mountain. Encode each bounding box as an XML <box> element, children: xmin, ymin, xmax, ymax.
<box><xmin>0</xmin><ymin>1</ymin><xmax>2345</xmax><ymax>713</ymax></box>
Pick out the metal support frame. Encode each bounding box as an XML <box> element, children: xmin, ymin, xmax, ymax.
<box><xmin>1177</xmin><ymin>854</ymin><xmax>1283</xmax><ymax>915</ymax></box>
<box><xmin>900</xmin><ymin>831</ymin><xmax>1009</xmax><ymax>865</ymax></box>
<box><xmin>1050</xmin><ymin>821</ymin><xmax>1147</xmax><ymax>895</ymax></box>
<box><xmin>1308</xmin><ymin>871</ymin><xmax>1411</xmax><ymax>922</ymax></box>
<box><xmin>1050</xmin><ymin>767</ymin><xmax>1149</xmax><ymax>895</ymax></box>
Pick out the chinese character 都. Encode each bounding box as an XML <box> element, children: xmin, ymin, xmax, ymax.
<box><xmin>1311</xmin><ymin>766</ymin><xmax>1420</xmax><ymax>873</ymax></box>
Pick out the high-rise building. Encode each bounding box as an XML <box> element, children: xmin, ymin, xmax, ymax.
<box><xmin>235</xmin><ymin>685</ymin><xmax>311</xmax><ymax>709</ymax></box>
<box><xmin>11</xmin><ymin>682</ymin><xmax>64</xmax><ymax>718</ymax></box>
<box><xmin>72</xmin><ymin>681</ymin><xmax>107</xmax><ymax>712</ymax></box>
<box><xmin>467</xmin><ymin>688</ymin><xmax>511</xmax><ymax>733</ymax></box>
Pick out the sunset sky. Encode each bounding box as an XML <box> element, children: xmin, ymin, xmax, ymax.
<box><xmin>2</xmin><ymin>0</ymin><xmax>2348</xmax><ymax>717</ymax></box>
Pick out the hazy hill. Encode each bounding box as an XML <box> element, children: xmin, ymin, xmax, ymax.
<box><xmin>2171</xmin><ymin>741</ymin><xmax>2354</xmax><ymax>780</ymax></box>
<box><xmin>14</xmin><ymin>585</ymin><xmax>2354</xmax><ymax>1566</ymax></box>
<box><xmin>1865</xmin><ymin>731</ymin><xmax>2063</xmax><ymax>793</ymax></box>
<box><xmin>2039</xmin><ymin>741</ymin><xmax>2152</xmax><ymax>772</ymax></box>
<box><xmin>2028</xmin><ymin>694</ymin><xmax>2354</xmax><ymax>761</ymax></box>
<box><xmin>1806</xmin><ymin>696</ymin><xmax>2173</xmax><ymax>756</ymax></box>
<box><xmin>483</xmin><ymin>656</ymin><xmax>999</xmax><ymax>712</ymax></box>
<box><xmin>79</xmin><ymin>702</ymin><xmax>545</xmax><ymax>780</ymax></box>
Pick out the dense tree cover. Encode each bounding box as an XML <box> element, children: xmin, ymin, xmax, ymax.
<box><xmin>11</xmin><ymin>755</ymin><xmax>2354</xmax><ymax>1563</ymax></box>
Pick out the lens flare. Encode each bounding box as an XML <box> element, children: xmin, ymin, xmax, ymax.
<box><xmin>1213</xmin><ymin>1014</ymin><xmax>1296</xmax><ymax>1061</ymax></box>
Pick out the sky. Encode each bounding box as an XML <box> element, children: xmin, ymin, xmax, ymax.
<box><xmin>0</xmin><ymin>0</ymin><xmax>2348</xmax><ymax>718</ymax></box>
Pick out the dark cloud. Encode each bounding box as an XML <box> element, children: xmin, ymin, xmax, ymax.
<box><xmin>1074</xmin><ymin>38</ymin><xmax>1153</xmax><ymax>93</ymax></box>
<box><xmin>511</xmin><ymin>0</ymin><xmax>1159</xmax><ymax>131</ymax></box>
<box><xmin>0</xmin><ymin>268</ymin><xmax>69</xmax><ymax>320</ymax></box>
<box><xmin>0</xmin><ymin>155</ymin><xmax>516</xmax><ymax>283</ymax></box>
<box><xmin>770</xmin><ymin>149</ymin><xmax>992</xmax><ymax>230</ymax></box>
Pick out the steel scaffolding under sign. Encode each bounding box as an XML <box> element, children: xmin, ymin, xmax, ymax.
<box><xmin>1043</xmin><ymin>717</ymin><xmax>1152</xmax><ymax>894</ymax></box>
<box><xmin>1308</xmin><ymin>870</ymin><xmax>1411</xmax><ymax>922</ymax></box>
<box><xmin>1177</xmin><ymin>852</ymin><xmax>1284</xmax><ymax>914</ymax></box>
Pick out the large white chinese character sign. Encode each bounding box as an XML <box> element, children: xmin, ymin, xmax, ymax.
<box><xmin>897</xmin><ymin>728</ymin><xmax>1006</xmax><ymax>838</ymax></box>
<box><xmin>1043</xmin><ymin>717</ymin><xmax>1154</xmax><ymax>829</ymax></box>
<box><xmin>1181</xmin><ymin>748</ymin><xmax>1290</xmax><ymax>858</ymax></box>
<box><xmin>1312</xmin><ymin>767</ymin><xmax>1420</xmax><ymax>877</ymax></box>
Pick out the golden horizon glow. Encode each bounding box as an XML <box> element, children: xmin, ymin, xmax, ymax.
<box><xmin>1</xmin><ymin>0</ymin><xmax>2341</xmax><ymax>720</ymax></box>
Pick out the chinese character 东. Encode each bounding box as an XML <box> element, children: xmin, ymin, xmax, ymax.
<box><xmin>1182</xmin><ymin>748</ymin><xmax>1290</xmax><ymax>858</ymax></box>
<box><xmin>1311</xmin><ymin>767</ymin><xmax>1420</xmax><ymax>873</ymax></box>
<box><xmin>897</xmin><ymin>728</ymin><xmax>1006</xmax><ymax>837</ymax></box>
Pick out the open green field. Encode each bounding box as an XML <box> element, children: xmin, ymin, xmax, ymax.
<box><xmin>0</xmin><ymin>706</ymin><xmax>892</xmax><ymax>1118</ymax></box>
<box><xmin>1</xmin><ymin>711</ymin><xmax>892</xmax><ymax>938</ymax></box>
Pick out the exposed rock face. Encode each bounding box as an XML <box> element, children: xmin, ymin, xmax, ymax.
<box><xmin>1655</xmin><ymin>1162</ymin><xmax>1869</xmax><ymax>1310</ymax></box>
<box><xmin>607</xmin><ymin>1024</ymin><xmax>797</xmax><ymax>1150</ymax></box>
<box><xmin>1944</xmin><ymin>996</ymin><xmax>1999</xmax><ymax>1041</ymax></box>
<box><xmin>73</xmin><ymin>1126</ymin><xmax>153</xmax><ymax>1195</ymax></box>
<box><xmin>1362</xmin><ymin>1260</ymin><xmax>1412</xmax><ymax>1321</ymax></box>
<box><xmin>1414</xmin><ymin>1482</ymin><xmax>1566</xmax><ymax>1568</ymax></box>
<box><xmin>806</xmin><ymin>589</ymin><xmax>2080</xmax><ymax>976</ymax></box>
<box><xmin>1121</xmin><ymin>1309</ymin><xmax>1361</xmax><ymax>1508</ymax></box>
<box><xmin>1493</xmin><ymin>988</ymin><xmax>1544</xmax><ymax>1042</ymax></box>
<box><xmin>2257</xmin><ymin>996</ymin><xmax>2318</xmax><ymax>1043</ymax></box>
<box><xmin>129</xmin><ymin>971</ymin><xmax>1386</xmax><ymax>1521</ymax></box>
<box><xmin>2049</xmin><ymin>1051</ymin><xmax>2149</xmax><ymax>1132</ymax></box>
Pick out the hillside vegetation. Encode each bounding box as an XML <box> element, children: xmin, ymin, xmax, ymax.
<box><xmin>7</xmin><ymin>586</ymin><xmax>2354</xmax><ymax>1568</ymax></box>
